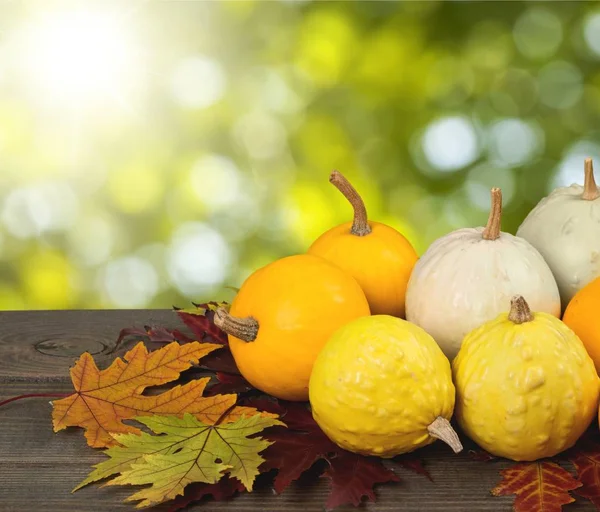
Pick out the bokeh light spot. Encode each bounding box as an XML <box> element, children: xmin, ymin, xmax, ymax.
<box><xmin>68</xmin><ymin>214</ymin><xmax>116</xmax><ymax>267</ymax></box>
<box><xmin>1</xmin><ymin>182</ymin><xmax>78</xmax><ymax>238</ymax></box>
<box><xmin>538</xmin><ymin>61</ymin><xmax>583</xmax><ymax>109</ymax></box>
<box><xmin>20</xmin><ymin>251</ymin><xmax>75</xmax><ymax>308</ymax></box>
<box><xmin>552</xmin><ymin>140</ymin><xmax>600</xmax><ymax>190</ymax></box>
<box><xmin>465</xmin><ymin>163</ymin><xmax>516</xmax><ymax>211</ymax></box>
<box><xmin>108</xmin><ymin>165</ymin><xmax>163</xmax><ymax>214</ymax></box>
<box><xmin>583</xmin><ymin>12</ymin><xmax>600</xmax><ymax>57</ymax></box>
<box><xmin>487</xmin><ymin>118</ymin><xmax>543</xmax><ymax>167</ymax></box>
<box><xmin>233</xmin><ymin>110</ymin><xmax>287</xmax><ymax>160</ymax></box>
<box><xmin>421</xmin><ymin>116</ymin><xmax>479</xmax><ymax>172</ymax></box>
<box><xmin>190</xmin><ymin>154</ymin><xmax>243</xmax><ymax>211</ymax></box>
<box><xmin>102</xmin><ymin>256</ymin><xmax>159</xmax><ymax>308</ymax></box>
<box><xmin>167</xmin><ymin>223</ymin><xmax>232</xmax><ymax>297</ymax></box>
<box><xmin>513</xmin><ymin>7</ymin><xmax>562</xmax><ymax>60</ymax></box>
<box><xmin>171</xmin><ymin>56</ymin><xmax>226</xmax><ymax>109</ymax></box>
<box><xmin>16</xmin><ymin>8</ymin><xmax>140</xmax><ymax>106</ymax></box>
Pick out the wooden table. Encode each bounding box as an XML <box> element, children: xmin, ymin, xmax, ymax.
<box><xmin>0</xmin><ymin>310</ymin><xmax>593</xmax><ymax>511</ymax></box>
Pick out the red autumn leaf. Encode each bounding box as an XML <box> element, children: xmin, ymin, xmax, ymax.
<box><xmin>258</xmin><ymin>401</ymin><xmax>404</xmax><ymax>509</ymax></box>
<box><xmin>176</xmin><ymin>305</ymin><xmax>228</xmax><ymax>345</ymax></box>
<box><xmin>322</xmin><ymin>452</ymin><xmax>400</xmax><ymax>511</ymax></box>
<box><xmin>569</xmin><ymin>440</ymin><xmax>600</xmax><ymax>507</ymax></box>
<box><xmin>492</xmin><ymin>461</ymin><xmax>581</xmax><ymax>512</ymax></box>
<box><xmin>469</xmin><ymin>449</ymin><xmax>497</xmax><ymax>462</ymax></box>
<box><xmin>111</xmin><ymin>325</ymin><xmax>194</xmax><ymax>353</ymax></box>
<box><xmin>198</xmin><ymin>347</ymin><xmax>241</xmax><ymax>375</ymax></box>
<box><xmin>207</xmin><ymin>372</ymin><xmax>253</xmax><ymax>396</ymax></box>
<box><xmin>166</xmin><ymin>476</ymin><xmax>245</xmax><ymax>512</ymax></box>
<box><xmin>395</xmin><ymin>455</ymin><xmax>432</xmax><ymax>482</ymax></box>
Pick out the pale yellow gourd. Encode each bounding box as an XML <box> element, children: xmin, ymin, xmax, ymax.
<box><xmin>453</xmin><ymin>296</ymin><xmax>600</xmax><ymax>461</ymax></box>
<box><xmin>309</xmin><ymin>315</ymin><xmax>462</xmax><ymax>457</ymax></box>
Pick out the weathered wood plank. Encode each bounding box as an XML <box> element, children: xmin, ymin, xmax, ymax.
<box><xmin>0</xmin><ymin>310</ymin><xmax>176</xmax><ymax>380</ymax></box>
<box><xmin>0</xmin><ymin>310</ymin><xmax>593</xmax><ymax>511</ymax></box>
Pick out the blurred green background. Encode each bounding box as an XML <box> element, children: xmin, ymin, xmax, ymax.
<box><xmin>1</xmin><ymin>0</ymin><xmax>599</xmax><ymax>310</ymax></box>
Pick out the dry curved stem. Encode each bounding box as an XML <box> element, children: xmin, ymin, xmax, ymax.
<box><xmin>214</xmin><ymin>308</ymin><xmax>259</xmax><ymax>342</ymax></box>
<box><xmin>583</xmin><ymin>158</ymin><xmax>599</xmax><ymax>201</ymax></box>
<box><xmin>427</xmin><ymin>416</ymin><xmax>463</xmax><ymax>454</ymax></box>
<box><xmin>329</xmin><ymin>170</ymin><xmax>372</xmax><ymax>236</ymax></box>
<box><xmin>482</xmin><ymin>187</ymin><xmax>502</xmax><ymax>241</ymax></box>
<box><xmin>508</xmin><ymin>295</ymin><xmax>533</xmax><ymax>324</ymax></box>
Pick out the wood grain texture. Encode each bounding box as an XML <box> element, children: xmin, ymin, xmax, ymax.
<box><xmin>0</xmin><ymin>310</ymin><xmax>594</xmax><ymax>511</ymax></box>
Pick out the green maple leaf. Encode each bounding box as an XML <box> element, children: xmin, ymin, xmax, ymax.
<box><xmin>77</xmin><ymin>413</ymin><xmax>283</xmax><ymax>508</ymax></box>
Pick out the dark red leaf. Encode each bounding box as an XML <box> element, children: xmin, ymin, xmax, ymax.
<box><xmin>322</xmin><ymin>451</ymin><xmax>400</xmax><ymax>511</ymax></box>
<box><xmin>262</xmin><ymin>426</ymin><xmax>335</xmax><ymax>493</ymax></box>
<box><xmin>259</xmin><ymin>401</ymin><xmax>410</xmax><ymax>510</ymax></box>
<box><xmin>468</xmin><ymin>449</ymin><xmax>497</xmax><ymax>462</ymax></box>
<box><xmin>569</xmin><ymin>440</ymin><xmax>600</xmax><ymax>507</ymax></box>
<box><xmin>395</xmin><ymin>454</ymin><xmax>432</xmax><ymax>481</ymax></box>
<box><xmin>166</xmin><ymin>477</ymin><xmax>244</xmax><ymax>512</ymax></box>
<box><xmin>198</xmin><ymin>347</ymin><xmax>241</xmax><ymax>375</ymax></box>
<box><xmin>177</xmin><ymin>310</ymin><xmax>228</xmax><ymax>344</ymax></box>
<box><xmin>492</xmin><ymin>461</ymin><xmax>581</xmax><ymax>512</ymax></box>
<box><xmin>242</xmin><ymin>396</ymin><xmax>286</xmax><ymax>416</ymax></box>
<box><xmin>111</xmin><ymin>326</ymin><xmax>193</xmax><ymax>353</ymax></box>
<box><xmin>207</xmin><ymin>372</ymin><xmax>253</xmax><ymax>396</ymax></box>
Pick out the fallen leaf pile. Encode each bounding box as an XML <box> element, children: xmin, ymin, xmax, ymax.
<box><xmin>44</xmin><ymin>302</ymin><xmax>600</xmax><ymax>511</ymax></box>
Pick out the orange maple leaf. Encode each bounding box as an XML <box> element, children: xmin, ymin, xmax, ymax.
<box><xmin>52</xmin><ymin>341</ymin><xmax>255</xmax><ymax>448</ymax></box>
<box><xmin>492</xmin><ymin>461</ymin><xmax>581</xmax><ymax>512</ymax></box>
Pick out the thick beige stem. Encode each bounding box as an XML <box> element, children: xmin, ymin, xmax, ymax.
<box><xmin>508</xmin><ymin>295</ymin><xmax>533</xmax><ymax>324</ymax></box>
<box><xmin>583</xmin><ymin>158</ymin><xmax>599</xmax><ymax>201</ymax></box>
<box><xmin>482</xmin><ymin>187</ymin><xmax>502</xmax><ymax>241</ymax></box>
<box><xmin>427</xmin><ymin>416</ymin><xmax>463</xmax><ymax>454</ymax></box>
<box><xmin>329</xmin><ymin>170</ymin><xmax>372</xmax><ymax>236</ymax></box>
<box><xmin>214</xmin><ymin>308</ymin><xmax>258</xmax><ymax>342</ymax></box>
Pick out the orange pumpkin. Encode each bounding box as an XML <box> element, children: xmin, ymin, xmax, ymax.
<box><xmin>214</xmin><ymin>254</ymin><xmax>370</xmax><ymax>401</ymax></box>
<box><xmin>308</xmin><ymin>171</ymin><xmax>418</xmax><ymax>317</ymax></box>
<box><xmin>563</xmin><ymin>276</ymin><xmax>600</xmax><ymax>373</ymax></box>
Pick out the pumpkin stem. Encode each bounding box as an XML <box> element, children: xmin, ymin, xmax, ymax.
<box><xmin>482</xmin><ymin>187</ymin><xmax>502</xmax><ymax>241</ymax></box>
<box><xmin>583</xmin><ymin>158</ymin><xmax>599</xmax><ymax>201</ymax></box>
<box><xmin>214</xmin><ymin>308</ymin><xmax>258</xmax><ymax>342</ymax></box>
<box><xmin>508</xmin><ymin>295</ymin><xmax>533</xmax><ymax>324</ymax></box>
<box><xmin>427</xmin><ymin>416</ymin><xmax>463</xmax><ymax>454</ymax></box>
<box><xmin>329</xmin><ymin>170</ymin><xmax>372</xmax><ymax>236</ymax></box>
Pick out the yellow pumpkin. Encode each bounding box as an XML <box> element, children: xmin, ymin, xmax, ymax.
<box><xmin>453</xmin><ymin>295</ymin><xmax>599</xmax><ymax>461</ymax></box>
<box><xmin>308</xmin><ymin>171</ymin><xmax>418</xmax><ymax>318</ymax></box>
<box><xmin>214</xmin><ymin>254</ymin><xmax>370</xmax><ymax>401</ymax></box>
<box><xmin>309</xmin><ymin>315</ymin><xmax>462</xmax><ymax>457</ymax></box>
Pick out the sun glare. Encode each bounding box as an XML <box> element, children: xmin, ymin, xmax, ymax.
<box><xmin>19</xmin><ymin>9</ymin><xmax>139</xmax><ymax>106</ymax></box>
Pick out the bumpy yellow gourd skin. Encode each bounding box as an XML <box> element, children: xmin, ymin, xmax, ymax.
<box><xmin>309</xmin><ymin>315</ymin><xmax>455</xmax><ymax>457</ymax></box>
<box><xmin>453</xmin><ymin>311</ymin><xmax>600</xmax><ymax>461</ymax></box>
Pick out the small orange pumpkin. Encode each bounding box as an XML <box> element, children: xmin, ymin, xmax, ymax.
<box><xmin>308</xmin><ymin>171</ymin><xmax>418</xmax><ymax>317</ymax></box>
<box><xmin>563</xmin><ymin>276</ymin><xmax>600</xmax><ymax>373</ymax></box>
<box><xmin>214</xmin><ymin>254</ymin><xmax>370</xmax><ymax>401</ymax></box>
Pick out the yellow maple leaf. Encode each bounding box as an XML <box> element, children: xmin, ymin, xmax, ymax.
<box><xmin>95</xmin><ymin>413</ymin><xmax>283</xmax><ymax>508</ymax></box>
<box><xmin>51</xmin><ymin>341</ymin><xmax>253</xmax><ymax>448</ymax></box>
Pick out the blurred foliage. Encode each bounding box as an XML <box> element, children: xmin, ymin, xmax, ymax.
<box><xmin>1</xmin><ymin>0</ymin><xmax>600</xmax><ymax>309</ymax></box>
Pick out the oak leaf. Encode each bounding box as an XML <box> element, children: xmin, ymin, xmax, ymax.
<box><xmin>98</xmin><ymin>413</ymin><xmax>282</xmax><ymax>508</ymax></box>
<box><xmin>52</xmin><ymin>341</ymin><xmax>254</xmax><ymax>448</ymax></box>
<box><xmin>492</xmin><ymin>461</ymin><xmax>581</xmax><ymax>512</ymax></box>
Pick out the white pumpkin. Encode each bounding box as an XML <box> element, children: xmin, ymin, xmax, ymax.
<box><xmin>517</xmin><ymin>158</ymin><xmax>600</xmax><ymax>308</ymax></box>
<box><xmin>405</xmin><ymin>187</ymin><xmax>561</xmax><ymax>360</ymax></box>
